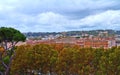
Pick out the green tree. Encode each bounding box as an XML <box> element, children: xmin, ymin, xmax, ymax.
<box><xmin>0</xmin><ymin>27</ymin><xmax>26</xmax><ymax>75</ymax></box>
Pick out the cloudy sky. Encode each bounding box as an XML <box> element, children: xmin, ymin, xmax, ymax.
<box><xmin>0</xmin><ymin>0</ymin><xmax>120</xmax><ymax>32</ymax></box>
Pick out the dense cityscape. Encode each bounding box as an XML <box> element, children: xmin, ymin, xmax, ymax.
<box><xmin>1</xmin><ymin>27</ymin><xmax>120</xmax><ymax>75</ymax></box>
<box><xmin>21</xmin><ymin>30</ymin><xmax>120</xmax><ymax>49</ymax></box>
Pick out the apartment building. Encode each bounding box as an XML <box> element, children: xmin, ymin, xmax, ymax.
<box><xmin>76</xmin><ymin>37</ymin><xmax>116</xmax><ymax>48</ymax></box>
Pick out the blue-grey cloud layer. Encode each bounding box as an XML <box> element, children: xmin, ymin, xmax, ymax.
<box><xmin>0</xmin><ymin>0</ymin><xmax>120</xmax><ymax>32</ymax></box>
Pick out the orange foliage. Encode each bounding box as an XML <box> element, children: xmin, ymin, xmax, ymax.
<box><xmin>0</xmin><ymin>47</ymin><xmax>4</xmax><ymax>53</ymax></box>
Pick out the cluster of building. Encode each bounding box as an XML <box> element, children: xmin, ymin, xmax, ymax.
<box><xmin>17</xmin><ymin>31</ymin><xmax>120</xmax><ymax>49</ymax></box>
<box><xmin>76</xmin><ymin>37</ymin><xmax>116</xmax><ymax>48</ymax></box>
<box><xmin>25</xmin><ymin>36</ymin><xmax>117</xmax><ymax>49</ymax></box>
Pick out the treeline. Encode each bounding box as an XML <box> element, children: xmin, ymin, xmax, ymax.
<box><xmin>10</xmin><ymin>44</ymin><xmax>120</xmax><ymax>75</ymax></box>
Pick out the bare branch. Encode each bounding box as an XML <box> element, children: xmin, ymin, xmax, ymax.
<box><xmin>0</xmin><ymin>71</ymin><xmax>3</xmax><ymax>75</ymax></box>
<box><xmin>1</xmin><ymin>61</ymin><xmax>8</xmax><ymax>69</ymax></box>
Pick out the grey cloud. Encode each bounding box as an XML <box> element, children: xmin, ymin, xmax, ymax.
<box><xmin>0</xmin><ymin>0</ymin><xmax>120</xmax><ymax>32</ymax></box>
<box><xmin>8</xmin><ymin>0</ymin><xmax>120</xmax><ymax>17</ymax></box>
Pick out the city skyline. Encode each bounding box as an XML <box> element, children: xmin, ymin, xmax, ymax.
<box><xmin>0</xmin><ymin>0</ymin><xmax>120</xmax><ymax>32</ymax></box>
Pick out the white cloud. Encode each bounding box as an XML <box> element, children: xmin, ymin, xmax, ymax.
<box><xmin>1</xmin><ymin>10</ymin><xmax>120</xmax><ymax>32</ymax></box>
<box><xmin>0</xmin><ymin>0</ymin><xmax>120</xmax><ymax>32</ymax></box>
<box><xmin>32</xmin><ymin>10</ymin><xmax>120</xmax><ymax>31</ymax></box>
<box><xmin>79</xmin><ymin>10</ymin><xmax>120</xmax><ymax>26</ymax></box>
<box><xmin>37</xmin><ymin>12</ymin><xmax>67</xmax><ymax>25</ymax></box>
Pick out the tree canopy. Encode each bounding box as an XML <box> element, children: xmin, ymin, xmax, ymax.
<box><xmin>11</xmin><ymin>44</ymin><xmax>120</xmax><ymax>75</ymax></box>
<box><xmin>0</xmin><ymin>27</ymin><xmax>26</xmax><ymax>42</ymax></box>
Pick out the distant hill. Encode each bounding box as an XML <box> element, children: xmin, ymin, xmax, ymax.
<box><xmin>24</xmin><ymin>32</ymin><xmax>60</xmax><ymax>38</ymax></box>
<box><xmin>116</xmin><ymin>31</ymin><xmax>120</xmax><ymax>35</ymax></box>
<box><xmin>24</xmin><ymin>30</ymin><xmax>120</xmax><ymax>38</ymax></box>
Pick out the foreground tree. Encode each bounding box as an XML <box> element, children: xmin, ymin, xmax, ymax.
<box><xmin>0</xmin><ymin>27</ymin><xmax>26</xmax><ymax>75</ymax></box>
<box><xmin>10</xmin><ymin>43</ymin><xmax>120</xmax><ymax>75</ymax></box>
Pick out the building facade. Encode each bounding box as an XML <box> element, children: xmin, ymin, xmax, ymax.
<box><xmin>76</xmin><ymin>37</ymin><xmax>116</xmax><ymax>48</ymax></box>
